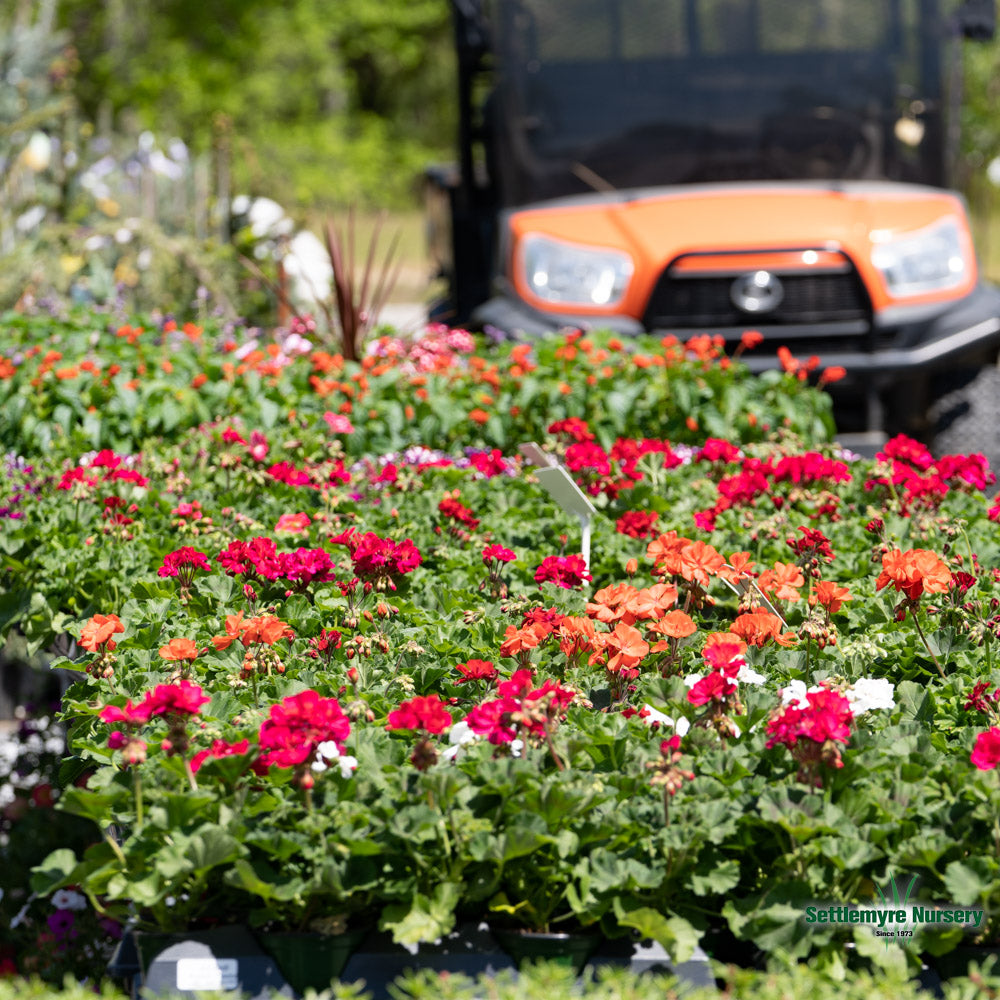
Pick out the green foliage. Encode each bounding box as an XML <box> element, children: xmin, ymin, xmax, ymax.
<box><xmin>6</xmin><ymin>304</ymin><xmax>1000</xmax><ymax>985</ymax></box>
<box><xmin>56</xmin><ymin>0</ymin><xmax>454</xmax><ymax>209</ymax></box>
<box><xmin>0</xmin><ymin>219</ymin><xmax>249</xmax><ymax>319</ymax></box>
<box><xmin>0</xmin><ymin>313</ymin><xmax>832</xmax><ymax>464</ymax></box>
<box><xmin>0</xmin><ymin>0</ymin><xmax>72</xmax><ymax>171</ymax></box>
<box><xmin>7</xmin><ymin>959</ymin><xmax>1000</xmax><ymax>1000</ymax></box>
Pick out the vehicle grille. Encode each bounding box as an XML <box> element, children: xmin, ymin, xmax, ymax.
<box><xmin>643</xmin><ymin>254</ymin><xmax>872</xmax><ymax>330</ymax></box>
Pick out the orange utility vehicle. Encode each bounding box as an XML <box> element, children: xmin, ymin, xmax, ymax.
<box><xmin>429</xmin><ymin>0</ymin><xmax>1000</xmax><ymax>453</ymax></box>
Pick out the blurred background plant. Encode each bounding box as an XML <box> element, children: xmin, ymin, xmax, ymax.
<box><xmin>5</xmin><ymin>0</ymin><xmax>1000</xmax><ymax>329</ymax></box>
<box><xmin>0</xmin><ymin>701</ymin><xmax>121</xmax><ymax>982</ymax></box>
<box><xmin>0</xmin><ymin>0</ymin><xmax>437</xmax><ymax>330</ymax></box>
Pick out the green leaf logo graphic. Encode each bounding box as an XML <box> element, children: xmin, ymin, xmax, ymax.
<box><xmin>875</xmin><ymin>874</ymin><xmax>918</xmax><ymax>907</ymax></box>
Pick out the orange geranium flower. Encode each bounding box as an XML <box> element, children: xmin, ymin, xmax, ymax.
<box><xmin>241</xmin><ymin>615</ymin><xmax>295</xmax><ymax>646</ymax></box>
<box><xmin>646</xmin><ymin>581</ymin><xmax>680</xmax><ymax>609</ymax></box>
<box><xmin>678</xmin><ymin>540</ymin><xmax>726</xmax><ymax>588</ymax></box>
<box><xmin>729</xmin><ymin>609</ymin><xmax>797</xmax><ymax>647</ymax></box>
<box><xmin>811</xmin><ymin>581</ymin><xmax>852</xmax><ymax>614</ymax></box>
<box><xmin>587</xmin><ymin>583</ymin><xmax>643</xmax><ymax>625</ymax></box>
<box><xmin>212</xmin><ymin>611</ymin><xmax>247</xmax><ymax>650</ymax></box>
<box><xmin>757</xmin><ymin>562</ymin><xmax>805</xmax><ymax>601</ymax></box>
<box><xmin>588</xmin><ymin>583</ymin><xmax>676</xmax><ymax>626</ymax></box>
<box><xmin>718</xmin><ymin>551</ymin><xmax>757</xmax><ymax>587</ymax></box>
<box><xmin>509</xmin><ymin>344</ymin><xmax>535</xmax><ymax>370</ymax></box>
<box><xmin>646</xmin><ymin>531</ymin><xmax>690</xmax><ymax>575</ymax></box>
<box><xmin>587</xmin><ymin>621</ymin><xmax>649</xmax><ymax>674</ymax></box>
<box><xmin>875</xmin><ymin>548</ymin><xmax>952</xmax><ymax>601</ymax></box>
<box><xmin>556</xmin><ymin>616</ymin><xmax>598</xmax><ymax>658</ymax></box>
<box><xmin>649</xmin><ymin>610</ymin><xmax>697</xmax><ymax>639</ymax></box>
<box><xmin>647</xmin><ymin>610</ymin><xmax>697</xmax><ymax>652</ymax></box>
<box><xmin>623</xmin><ymin>587</ymin><xmax>674</xmax><ymax>623</ymax></box>
<box><xmin>499</xmin><ymin>622</ymin><xmax>547</xmax><ymax>657</ymax></box>
<box><xmin>80</xmin><ymin>613</ymin><xmax>125</xmax><ymax>652</ymax></box>
<box><xmin>159</xmin><ymin>637</ymin><xmax>199</xmax><ymax>661</ymax></box>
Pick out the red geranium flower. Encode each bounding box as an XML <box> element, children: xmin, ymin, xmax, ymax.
<box><xmin>455</xmin><ymin>659</ymin><xmax>498</xmax><ymax>683</ymax></box>
<box><xmin>482</xmin><ymin>544</ymin><xmax>516</xmax><ymax>564</ymax></box>
<box><xmin>157</xmin><ymin>547</ymin><xmax>211</xmax><ymax>580</ymax></box>
<box><xmin>143</xmin><ymin>680</ymin><xmax>210</xmax><ymax>718</ymax></box>
<box><xmin>100</xmin><ymin>699</ymin><xmax>153</xmax><ymax>727</ymax></box>
<box><xmin>387</xmin><ymin>694</ymin><xmax>454</xmax><ymax>734</ymax></box>
<box><xmin>534</xmin><ymin>554</ymin><xmax>591</xmax><ymax>590</ymax></box>
<box><xmin>258</xmin><ymin>689</ymin><xmax>351</xmax><ymax>769</ymax></box>
<box><xmin>190</xmin><ymin>739</ymin><xmax>252</xmax><ymax>774</ymax></box>
<box><xmin>687</xmin><ymin>671</ymin><xmax>738</xmax><ymax>707</ymax></box>
<box><xmin>615</xmin><ymin>510</ymin><xmax>658</xmax><ymax>539</ymax></box>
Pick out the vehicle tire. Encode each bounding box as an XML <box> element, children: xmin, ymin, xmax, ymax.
<box><xmin>927</xmin><ymin>363</ymin><xmax>1000</xmax><ymax>483</ymax></box>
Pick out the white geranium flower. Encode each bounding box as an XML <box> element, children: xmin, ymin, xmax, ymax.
<box><xmin>780</xmin><ymin>679</ymin><xmax>810</xmax><ymax>708</ymax></box>
<box><xmin>442</xmin><ymin>721</ymin><xmax>482</xmax><ymax>761</ymax></box>
<box><xmin>736</xmin><ymin>663</ymin><xmax>766</xmax><ymax>686</ymax></box>
<box><xmin>313</xmin><ymin>742</ymin><xmax>358</xmax><ymax>778</ymax></box>
<box><xmin>448</xmin><ymin>721</ymin><xmax>477</xmax><ymax>747</ymax></box>
<box><xmin>334</xmin><ymin>755</ymin><xmax>358</xmax><ymax>778</ymax></box>
<box><xmin>847</xmin><ymin>677</ymin><xmax>896</xmax><ymax>715</ymax></box>
<box><xmin>52</xmin><ymin>888</ymin><xmax>87</xmax><ymax>911</ymax></box>
<box><xmin>642</xmin><ymin>704</ymin><xmax>673</xmax><ymax>726</ymax></box>
<box><xmin>640</xmin><ymin>704</ymin><xmax>691</xmax><ymax>737</ymax></box>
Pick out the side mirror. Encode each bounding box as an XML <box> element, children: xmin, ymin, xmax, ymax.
<box><xmin>957</xmin><ymin>0</ymin><xmax>995</xmax><ymax>40</ymax></box>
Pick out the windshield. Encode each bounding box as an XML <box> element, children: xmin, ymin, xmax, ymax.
<box><xmin>487</xmin><ymin>0</ymin><xmax>950</xmax><ymax>205</ymax></box>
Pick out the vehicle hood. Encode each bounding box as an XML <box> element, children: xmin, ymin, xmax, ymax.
<box><xmin>505</xmin><ymin>181</ymin><xmax>974</xmax><ymax>316</ymax></box>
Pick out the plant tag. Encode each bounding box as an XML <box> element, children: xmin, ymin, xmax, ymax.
<box><xmin>176</xmin><ymin>957</ymin><xmax>239</xmax><ymax>990</ymax></box>
<box><xmin>518</xmin><ymin>442</ymin><xmax>558</xmax><ymax>468</ymax></box>
<box><xmin>534</xmin><ymin>466</ymin><xmax>596</xmax><ymax>520</ymax></box>
<box><xmin>519</xmin><ymin>442</ymin><xmax>596</xmax><ymax>519</ymax></box>
<box><xmin>518</xmin><ymin>442</ymin><xmax>596</xmax><ymax>577</ymax></box>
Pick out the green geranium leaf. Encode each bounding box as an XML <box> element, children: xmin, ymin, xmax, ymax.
<box><xmin>379</xmin><ymin>882</ymin><xmax>462</xmax><ymax>945</ymax></box>
<box><xmin>611</xmin><ymin>899</ymin><xmax>700</xmax><ymax>963</ymax></box>
<box><xmin>690</xmin><ymin>859</ymin><xmax>740</xmax><ymax>896</ymax></box>
<box><xmin>943</xmin><ymin>858</ymin><xmax>999</xmax><ymax>905</ymax></box>
<box><xmin>30</xmin><ymin>848</ymin><xmax>82</xmax><ymax>895</ymax></box>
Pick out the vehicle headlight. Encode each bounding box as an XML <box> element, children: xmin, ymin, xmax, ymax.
<box><xmin>521</xmin><ymin>235</ymin><xmax>633</xmax><ymax>307</ymax></box>
<box><xmin>870</xmin><ymin>217</ymin><xmax>968</xmax><ymax>297</ymax></box>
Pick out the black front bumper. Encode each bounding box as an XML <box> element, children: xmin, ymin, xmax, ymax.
<box><xmin>472</xmin><ymin>280</ymin><xmax>1000</xmax><ymax>377</ymax></box>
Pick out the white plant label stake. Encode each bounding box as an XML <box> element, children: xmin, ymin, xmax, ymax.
<box><xmin>519</xmin><ymin>443</ymin><xmax>597</xmax><ymax>577</ymax></box>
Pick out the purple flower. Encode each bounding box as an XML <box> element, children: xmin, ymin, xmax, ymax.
<box><xmin>47</xmin><ymin>909</ymin><xmax>77</xmax><ymax>941</ymax></box>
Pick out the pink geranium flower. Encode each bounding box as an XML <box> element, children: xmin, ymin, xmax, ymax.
<box><xmin>275</xmin><ymin>512</ymin><xmax>311</xmax><ymax>535</ymax></box>
<box><xmin>157</xmin><ymin>547</ymin><xmax>211</xmax><ymax>582</ymax></box>
<box><xmin>323</xmin><ymin>412</ymin><xmax>355</xmax><ymax>434</ymax></box>
<box><xmin>971</xmin><ymin>727</ymin><xmax>1000</xmax><ymax>770</ymax></box>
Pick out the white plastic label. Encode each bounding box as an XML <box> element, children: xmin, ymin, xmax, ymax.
<box><xmin>176</xmin><ymin>957</ymin><xmax>239</xmax><ymax>990</ymax></box>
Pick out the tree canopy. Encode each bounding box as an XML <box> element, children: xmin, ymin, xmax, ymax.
<box><xmin>57</xmin><ymin>0</ymin><xmax>456</xmax><ymax>210</ymax></box>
